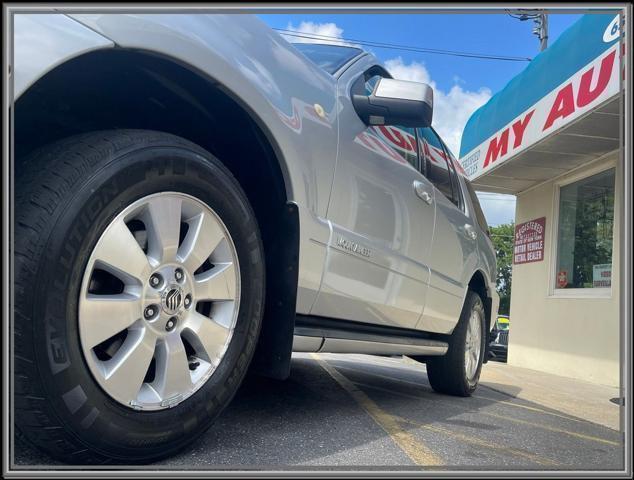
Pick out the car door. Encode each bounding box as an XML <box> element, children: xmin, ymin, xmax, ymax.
<box><xmin>416</xmin><ymin>127</ymin><xmax>480</xmax><ymax>334</ymax></box>
<box><xmin>310</xmin><ymin>64</ymin><xmax>437</xmax><ymax>330</ymax></box>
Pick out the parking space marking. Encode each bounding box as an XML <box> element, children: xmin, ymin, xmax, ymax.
<box><xmin>333</xmin><ymin>365</ymin><xmax>429</xmax><ymax>388</ymax></box>
<box><xmin>310</xmin><ymin>353</ymin><xmax>444</xmax><ymax>466</ymax></box>
<box><xmin>474</xmin><ymin>393</ymin><xmax>584</xmax><ymax>423</ymax></box>
<box><xmin>353</xmin><ymin>380</ymin><xmax>620</xmax><ymax>447</ymax></box>
<box><xmin>334</xmin><ymin>363</ymin><xmax>598</xmax><ymax>425</ymax></box>
<box><xmin>479</xmin><ymin>411</ymin><xmax>621</xmax><ymax>446</ymax></box>
<box><xmin>393</xmin><ymin>415</ymin><xmax>560</xmax><ymax>467</ymax></box>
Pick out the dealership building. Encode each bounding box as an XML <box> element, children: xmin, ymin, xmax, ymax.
<box><xmin>459</xmin><ymin>13</ymin><xmax>623</xmax><ymax>386</ymax></box>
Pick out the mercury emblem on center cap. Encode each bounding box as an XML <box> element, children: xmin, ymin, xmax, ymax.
<box><xmin>163</xmin><ymin>287</ymin><xmax>183</xmax><ymax>314</ymax></box>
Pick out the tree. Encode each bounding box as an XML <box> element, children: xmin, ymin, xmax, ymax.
<box><xmin>489</xmin><ymin>223</ymin><xmax>515</xmax><ymax>315</ymax></box>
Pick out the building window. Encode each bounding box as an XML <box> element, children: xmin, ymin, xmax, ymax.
<box><xmin>555</xmin><ymin>168</ymin><xmax>615</xmax><ymax>290</ymax></box>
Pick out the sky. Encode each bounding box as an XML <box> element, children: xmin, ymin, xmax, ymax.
<box><xmin>258</xmin><ymin>12</ymin><xmax>583</xmax><ymax>226</ymax></box>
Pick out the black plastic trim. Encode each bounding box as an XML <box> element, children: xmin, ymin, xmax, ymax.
<box><xmin>295</xmin><ymin>314</ymin><xmax>447</xmax><ymax>347</ymax></box>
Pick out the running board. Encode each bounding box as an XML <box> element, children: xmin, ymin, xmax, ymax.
<box><xmin>292</xmin><ymin>315</ymin><xmax>448</xmax><ymax>356</ymax></box>
<box><xmin>292</xmin><ymin>335</ymin><xmax>448</xmax><ymax>356</ymax></box>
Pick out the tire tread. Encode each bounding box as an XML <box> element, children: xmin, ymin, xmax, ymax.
<box><xmin>426</xmin><ymin>291</ymin><xmax>485</xmax><ymax>397</ymax></box>
<box><xmin>14</xmin><ymin>129</ymin><xmax>261</xmax><ymax>463</ymax></box>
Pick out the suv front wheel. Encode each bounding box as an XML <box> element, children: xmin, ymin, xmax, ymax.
<box><xmin>14</xmin><ymin>130</ymin><xmax>265</xmax><ymax>463</ymax></box>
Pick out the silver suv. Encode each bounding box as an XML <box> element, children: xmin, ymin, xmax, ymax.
<box><xmin>13</xmin><ymin>13</ymin><xmax>499</xmax><ymax>463</ymax></box>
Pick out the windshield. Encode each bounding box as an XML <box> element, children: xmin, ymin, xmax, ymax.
<box><xmin>292</xmin><ymin>43</ymin><xmax>363</xmax><ymax>74</ymax></box>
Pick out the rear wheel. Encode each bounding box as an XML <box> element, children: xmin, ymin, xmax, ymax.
<box><xmin>14</xmin><ymin>130</ymin><xmax>265</xmax><ymax>463</ymax></box>
<box><xmin>426</xmin><ymin>291</ymin><xmax>486</xmax><ymax>397</ymax></box>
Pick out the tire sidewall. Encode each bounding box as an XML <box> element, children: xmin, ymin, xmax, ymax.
<box><xmin>462</xmin><ymin>293</ymin><xmax>486</xmax><ymax>393</ymax></box>
<box><xmin>29</xmin><ymin>145</ymin><xmax>264</xmax><ymax>460</ymax></box>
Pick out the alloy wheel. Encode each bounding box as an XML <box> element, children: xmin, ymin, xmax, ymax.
<box><xmin>464</xmin><ymin>309</ymin><xmax>482</xmax><ymax>382</ymax></box>
<box><xmin>78</xmin><ymin>192</ymin><xmax>240</xmax><ymax>410</ymax></box>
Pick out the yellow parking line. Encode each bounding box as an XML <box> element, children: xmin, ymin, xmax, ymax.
<box><xmin>310</xmin><ymin>353</ymin><xmax>443</xmax><ymax>466</ymax></box>
<box><xmin>473</xmin><ymin>394</ymin><xmax>584</xmax><ymax>423</ymax></box>
<box><xmin>349</xmin><ymin>380</ymin><xmax>559</xmax><ymax>467</ymax></box>
<box><xmin>480</xmin><ymin>411</ymin><xmax>621</xmax><ymax>447</ymax></box>
<box><xmin>334</xmin><ymin>364</ymin><xmax>430</xmax><ymax>388</ymax></box>
<box><xmin>353</xmin><ymin>380</ymin><xmax>620</xmax><ymax>447</ymax></box>
<box><xmin>334</xmin><ymin>362</ymin><xmax>594</xmax><ymax>425</ymax></box>
<box><xmin>394</xmin><ymin>415</ymin><xmax>560</xmax><ymax>467</ymax></box>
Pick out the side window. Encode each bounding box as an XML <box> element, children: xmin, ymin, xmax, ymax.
<box><xmin>358</xmin><ymin>72</ymin><xmax>419</xmax><ymax>170</ymax></box>
<box><xmin>440</xmin><ymin>139</ymin><xmax>463</xmax><ymax>210</ymax></box>
<box><xmin>418</xmin><ymin>127</ymin><xmax>454</xmax><ymax>202</ymax></box>
<box><xmin>465</xmin><ymin>180</ymin><xmax>489</xmax><ymax>234</ymax></box>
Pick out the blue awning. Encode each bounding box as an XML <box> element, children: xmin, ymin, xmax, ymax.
<box><xmin>459</xmin><ymin>13</ymin><xmax>621</xmax><ymax>159</ymax></box>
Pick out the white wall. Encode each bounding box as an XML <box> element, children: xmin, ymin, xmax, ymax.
<box><xmin>507</xmin><ymin>153</ymin><xmax>620</xmax><ymax>387</ymax></box>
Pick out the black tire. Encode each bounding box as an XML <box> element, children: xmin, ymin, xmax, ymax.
<box><xmin>14</xmin><ymin>130</ymin><xmax>265</xmax><ymax>464</ymax></box>
<box><xmin>426</xmin><ymin>291</ymin><xmax>486</xmax><ymax>397</ymax></box>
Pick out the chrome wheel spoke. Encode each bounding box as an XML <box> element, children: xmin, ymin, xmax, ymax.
<box><xmin>92</xmin><ymin>218</ymin><xmax>151</xmax><ymax>282</ymax></box>
<box><xmin>465</xmin><ymin>310</ymin><xmax>482</xmax><ymax>380</ymax></box>
<box><xmin>194</xmin><ymin>263</ymin><xmax>236</xmax><ymax>302</ymax></box>
<box><xmin>79</xmin><ymin>294</ymin><xmax>142</xmax><ymax>349</ymax></box>
<box><xmin>179</xmin><ymin>211</ymin><xmax>225</xmax><ymax>272</ymax></box>
<box><xmin>154</xmin><ymin>335</ymin><xmax>193</xmax><ymax>399</ymax></box>
<box><xmin>145</xmin><ymin>196</ymin><xmax>183</xmax><ymax>264</ymax></box>
<box><xmin>465</xmin><ymin>351</ymin><xmax>471</xmax><ymax>376</ymax></box>
<box><xmin>185</xmin><ymin>311</ymin><xmax>231</xmax><ymax>362</ymax></box>
<box><xmin>102</xmin><ymin>328</ymin><xmax>156</xmax><ymax>405</ymax></box>
<box><xmin>80</xmin><ymin>192</ymin><xmax>240</xmax><ymax>411</ymax></box>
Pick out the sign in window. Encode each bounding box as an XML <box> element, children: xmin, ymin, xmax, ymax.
<box><xmin>555</xmin><ymin>169</ymin><xmax>615</xmax><ymax>290</ymax></box>
<box><xmin>514</xmin><ymin>217</ymin><xmax>546</xmax><ymax>265</ymax></box>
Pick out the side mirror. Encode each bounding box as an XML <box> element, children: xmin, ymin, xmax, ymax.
<box><xmin>352</xmin><ymin>78</ymin><xmax>433</xmax><ymax>128</ymax></box>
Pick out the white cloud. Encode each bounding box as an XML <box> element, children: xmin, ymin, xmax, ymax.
<box><xmin>476</xmin><ymin>193</ymin><xmax>517</xmax><ymax>226</ymax></box>
<box><xmin>281</xmin><ymin>22</ymin><xmax>504</xmax><ymax>219</ymax></box>
<box><xmin>384</xmin><ymin>57</ymin><xmax>433</xmax><ymax>85</ymax></box>
<box><xmin>283</xmin><ymin>21</ymin><xmax>356</xmax><ymax>47</ymax></box>
<box><xmin>384</xmin><ymin>57</ymin><xmax>491</xmax><ymax>156</ymax></box>
<box><xmin>281</xmin><ymin>22</ymin><xmax>490</xmax><ymax>156</ymax></box>
<box><xmin>383</xmin><ymin>57</ymin><xmax>511</xmax><ymax>224</ymax></box>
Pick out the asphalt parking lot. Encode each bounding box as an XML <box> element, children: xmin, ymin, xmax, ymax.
<box><xmin>13</xmin><ymin>353</ymin><xmax>624</xmax><ymax>471</ymax></box>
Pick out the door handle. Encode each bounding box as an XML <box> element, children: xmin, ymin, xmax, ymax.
<box><xmin>463</xmin><ymin>224</ymin><xmax>478</xmax><ymax>240</ymax></box>
<box><xmin>413</xmin><ymin>180</ymin><xmax>433</xmax><ymax>205</ymax></box>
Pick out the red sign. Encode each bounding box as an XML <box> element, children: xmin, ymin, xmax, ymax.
<box><xmin>557</xmin><ymin>270</ymin><xmax>568</xmax><ymax>288</ymax></box>
<box><xmin>513</xmin><ymin>217</ymin><xmax>546</xmax><ymax>265</ymax></box>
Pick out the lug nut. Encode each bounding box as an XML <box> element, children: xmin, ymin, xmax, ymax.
<box><xmin>149</xmin><ymin>273</ymin><xmax>163</xmax><ymax>288</ymax></box>
<box><xmin>174</xmin><ymin>268</ymin><xmax>184</xmax><ymax>282</ymax></box>
<box><xmin>184</xmin><ymin>294</ymin><xmax>192</xmax><ymax>309</ymax></box>
<box><xmin>165</xmin><ymin>317</ymin><xmax>178</xmax><ymax>332</ymax></box>
<box><xmin>144</xmin><ymin>305</ymin><xmax>157</xmax><ymax>320</ymax></box>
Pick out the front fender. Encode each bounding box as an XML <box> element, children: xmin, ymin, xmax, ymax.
<box><xmin>67</xmin><ymin>13</ymin><xmax>339</xmax><ymax>219</ymax></box>
<box><xmin>12</xmin><ymin>13</ymin><xmax>113</xmax><ymax>99</ymax></box>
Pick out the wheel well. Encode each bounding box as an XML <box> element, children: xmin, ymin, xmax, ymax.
<box><xmin>468</xmin><ymin>271</ymin><xmax>489</xmax><ymax>302</ymax></box>
<box><xmin>14</xmin><ymin>49</ymin><xmax>298</xmax><ymax>379</ymax></box>
<box><xmin>468</xmin><ymin>270</ymin><xmax>493</xmax><ymax>362</ymax></box>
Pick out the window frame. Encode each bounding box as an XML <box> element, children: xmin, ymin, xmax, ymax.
<box><xmin>418</xmin><ymin>126</ymin><xmax>463</xmax><ymax>210</ymax></box>
<box><xmin>414</xmin><ymin>129</ymin><xmax>424</xmax><ymax>175</ymax></box>
<box><xmin>547</xmin><ymin>162</ymin><xmax>617</xmax><ymax>298</ymax></box>
<box><xmin>464</xmin><ymin>180</ymin><xmax>489</xmax><ymax>234</ymax></box>
<box><xmin>434</xmin><ymin>129</ymin><xmax>465</xmax><ymax>212</ymax></box>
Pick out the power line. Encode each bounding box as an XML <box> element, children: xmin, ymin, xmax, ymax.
<box><xmin>276</xmin><ymin>29</ymin><xmax>532</xmax><ymax>62</ymax></box>
<box><xmin>278</xmin><ymin>29</ymin><xmax>532</xmax><ymax>62</ymax></box>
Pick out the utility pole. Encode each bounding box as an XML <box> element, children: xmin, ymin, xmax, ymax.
<box><xmin>508</xmin><ymin>9</ymin><xmax>549</xmax><ymax>52</ymax></box>
<box><xmin>533</xmin><ymin>12</ymin><xmax>548</xmax><ymax>51</ymax></box>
